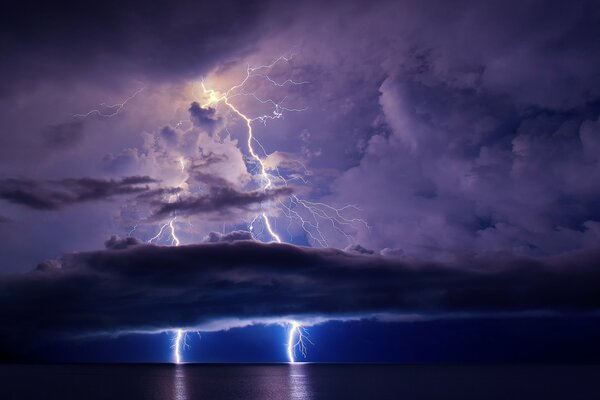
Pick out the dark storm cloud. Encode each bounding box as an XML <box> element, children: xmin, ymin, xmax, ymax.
<box><xmin>104</xmin><ymin>236</ymin><xmax>144</xmax><ymax>250</ymax></box>
<box><xmin>205</xmin><ymin>230</ymin><xmax>254</xmax><ymax>243</ymax></box>
<box><xmin>158</xmin><ymin>126</ymin><xmax>179</xmax><ymax>146</ymax></box>
<box><xmin>0</xmin><ymin>176</ymin><xmax>158</xmax><ymax>210</ymax></box>
<box><xmin>0</xmin><ymin>0</ymin><xmax>273</xmax><ymax>94</ymax></box>
<box><xmin>192</xmin><ymin>171</ymin><xmax>236</xmax><ymax>188</ymax></box>
<box><xmin>151</xmin><ymin>186</ymin><xmax>293</xmax><ymax>218</ymax></box>
<box><xmin>101</xmin><ymin>148</ymin><xmax>141</xmax><ymax>173</ymax></box>
<box><xmin>189</xmin><ymin>103</ymin><xmax>220</xmax><ymax>132</ymax></box>
<box><xmin>41</xmin><ymin>121</ymin><xmax>85</xmax><ymax>149</ymax></box>
<box><xmin>135</xmin><ymin>187</ymin><xmax>182</xmax><ymax>200</ymax></box>
<box><xmin>147</xmin><ymin>168</ymin><xmax>293</xmax><ymax>220</ymax></box>
<box><xmin>345</xmin><ymin>244</ymin><xmax>375</xmax><ymax>255</ymax></box>
<box><xmin>0</xmin><ymin>240</ymin><xmax>599</xmax><ymax>345</ymax></box>
<box><xmin>193</xmin><ymin>151</ymin><xmax>229</xmax><ymax>168</ymax></box>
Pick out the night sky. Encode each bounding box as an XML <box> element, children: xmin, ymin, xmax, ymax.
<box><xmin>1</xmin><ymin>0</ymin><xmax>600</xmax><ymax>363</ymax></box>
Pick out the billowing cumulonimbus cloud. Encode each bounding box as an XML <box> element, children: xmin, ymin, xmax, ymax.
<box><xmin>0</xmin><ymin>176</ymin><xmax>158</xmax><ymax>210</ymax></box>
<box><xmin>2</xmin><ymin>0</ymin><xmax>600</xmax><ymax>273</ymax></box>
<box><xmin>1</xmin><ymin>238</ymin><xmax>599</xmax><ymax>349</ymax></box>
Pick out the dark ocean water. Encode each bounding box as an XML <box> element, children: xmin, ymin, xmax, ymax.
<box><xmin>0</xmin><ymin>364</ymin><xmax>599</xmax><ymax>400</ymax></box>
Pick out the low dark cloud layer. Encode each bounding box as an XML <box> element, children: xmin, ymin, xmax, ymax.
<box><xmin>0</xmin><ymin>176</ymin><xmax>157</xmax><ymax>210</ymax></box>
<box><xmin>1</xmin><ymin>239</ymin><xmax>599</xmax><ymax>350</ymax></box>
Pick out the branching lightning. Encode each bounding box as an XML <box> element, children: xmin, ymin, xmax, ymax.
<box><xmin>96</xmin><ymin>54</ymin><xmax>367</xmax><ymax>363</ymax></box>
<box><xmin>200</xmin><ymin>63</ymin><xmax>291</xmax><ymax>242</ymax></box>
<box><xmin>200</xmin><ymin>53</ymin><xmax>369</xmax><ymax>245</ymax></box>
<box><xmin>278</xmin><ymin>196</ymin><xmax>370</xmax><ymax>247</ymax></box>
<box><xmin>287</xmin><ymin>321</ymin><xmax>313</xmax><ymax>364</ymax></box>
<box><xmin>145</xmin><ymin>161</ymin><xmax>187</xmax><ymax>362</ymax></box>
<box><xmin>73</xmin><ymin>86</ymin><xmax>145</xmax><ymax>118</ymax></box>
<box><xmin>148</xmin><ymin>157</ymin><xmax>186</xmax><ymax>246</ymax></box>
<box><xmin>139</xmin><ymin>153</ymin><xmax>188</xmax><ymax>363</ymax></box>
<box><xmin>168</xmin><ymin>218</ymin><xmax>181</xmax><ymax>246</ymax></box>
<box><xmin>167</xmin><ymin>222</ymin><xmax>185</xmax><ymax>363</ymax></box>
<box><xmin>173</xmin><ymin>329</ymin><xmax>190</xmax><ymax>364</ymax></box>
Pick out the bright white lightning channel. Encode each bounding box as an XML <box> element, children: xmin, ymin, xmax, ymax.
<box><xmin>173</xmin><ymin>329</ymin><xmax>191</xmax><ymax>364</ymax></box>
<box><xmin>174</xmin><ymin>329</ymin><xmax>183</xmax><ymax>364</ymax></box>
<box><xmin>200</xmin><ymin>54</ymin><xmax>369</xmax><ymax>246</ymax></box>
<box><xmin>200</xmin><ymin>62</ymin><xmax>292</xmax><ymax>243</ymax></box>
<box><xmin>147</xmin><ymin>54</ymin><xmax>364</xmax><ymax>363</ymax></box>
<box><xmin>287</xmin><ymin>321</ymin><xmax>312</xmax><ymax>363</ymax></box>
<box><xmin>155</xmin><ymin>219</ymin><xmax>184</xmax><ymax>363</ymax></box>
<box><xmin>144</xmin><ymin>159</ymin><xmax>186</xmax><ymax>363</ymax></box>
<box><xmin>169</xmin><ymin>223</ymin><xmax>184</xmax><ymax>364</ymax></box>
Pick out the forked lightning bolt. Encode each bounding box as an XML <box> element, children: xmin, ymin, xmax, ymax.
<box><xmin>148</xmin><ymin>157</ymin><xmax>186</xmax><ymax>246</ymax></box>
<box><xmin>146</xmin><ymin>165</ymin><xmax>186</xmax><ymax>362</ymax></box>
<box><xmin>73</xmin><ymin>86</ymin><xmax>145</xmax><ymax>118</ymax></box>
<box><xmin>149</xmin><ymin>217</ymin><xmax>184</xmax><ymax>363</ymax></box>
<box><xmin>200</xmin><ymin>53</ymin><xmax>369</xmax><ymax>245</ymax></box>
<box><xmin>200</xmin><ymin>62</ymin><xmax>293</xmax><ymax>242</ymax></box>
<box><xmin>287</xmin><ymin>321</ymin><xmax>313</xmax><ymax>363</ymax></box>
<box><xmin>107</xmin><ymin>54</ymin><xmax>365</xmax><ymax>363</ymax></box>
<box><xmin>162</xmin><ymin>218</ymin><xmax>186</xmax><ymax>363</ymax></box>
<box><xmin>173</xmin><ymin>329</ymin><xmax>190</xmax><ymax>364</ymax></box>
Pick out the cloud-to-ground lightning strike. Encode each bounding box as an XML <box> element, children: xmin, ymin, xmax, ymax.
<box><xmin>73</xmin><ymin>86</ymin><xmax>145</xmax><ymax>118</ymax></box>
<box><xmin>287</xmin><ymin>321</ymin><xmax>312</xmax><ymax>363</ymax></box>
<box><xmin>173</xmin><ymin>329</ymin><xmax>191</xmax><ymax>364</ymax></box>
<box><xmin>166</xmin><ymin>222</ymin><xmax>185</xmax><ymax>363</ymax></box>
<box><xmin>150</xmin><ymin>218</ymin><xmax>185</xmax><ymax>363</ymax></box>
<box><xmin>144</xmin><ymin>162</ymin><xmax>186</xmax><ymax>362</ymax></box>
<box><xmin>143</xmin><ymin>54</ymin><xmax>362</xmax><ymax>362</ymax></box>
<box><xmin>148</xmin><ymin>177</ymin><xmax>185</xmax><ymax>362</ymax></box>
<box><xmin>200</xmin><ymin>54</ymin><xmax>369</xmax><ymax>245</ymax></box>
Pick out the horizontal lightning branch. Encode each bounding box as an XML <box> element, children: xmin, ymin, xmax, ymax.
<box><xmin>73</xmin><ymin>86</ymin><xmax>145</xmax><ymax>118</ymax></box>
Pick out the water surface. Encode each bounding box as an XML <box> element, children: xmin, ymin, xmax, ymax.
<box><xmin>1</xmin><ymin>364</ymin><xmax>598</xmax><ymax>399</ymax></box>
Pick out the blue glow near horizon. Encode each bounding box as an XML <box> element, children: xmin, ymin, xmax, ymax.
<box><xmin>37</xmin><ymin>317</ymin><xmax>600</xmax><ymax>364</ymax></box>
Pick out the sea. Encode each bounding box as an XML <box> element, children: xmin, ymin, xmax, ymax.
<box><xmin>0</xmin><ymin>364</ymin><xmax>599</xmax><ymax>399</ymax></box>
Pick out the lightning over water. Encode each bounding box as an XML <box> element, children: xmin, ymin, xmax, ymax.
<box><xmin>145</xmin><ymin>53</ymin><xmax>365</xmax><ymax>362</ymax></box>
<box><xmin>287</xmin><ymin>321</ymin><xmax>312</xmax><ymax>364</ymax></box>
<box><xmin>5</xmin><ymin>0</ymin><xmax>598</xmax><ymax>384</ymax></box>
<box><xmin>173</xmin><ymin>329</ymin><xmax>190</xmax><ymax>364</ymax></box>
<box><xmin>86</xmin><ymin>54</ymin><xmax>366</xmax><ymax>363</ymax></box>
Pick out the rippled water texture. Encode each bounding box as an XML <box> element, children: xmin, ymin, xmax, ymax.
<box><xmin>1</xmin><ymin>364</ymin><xmax>599</xmax><ymax>399</ymax></box>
